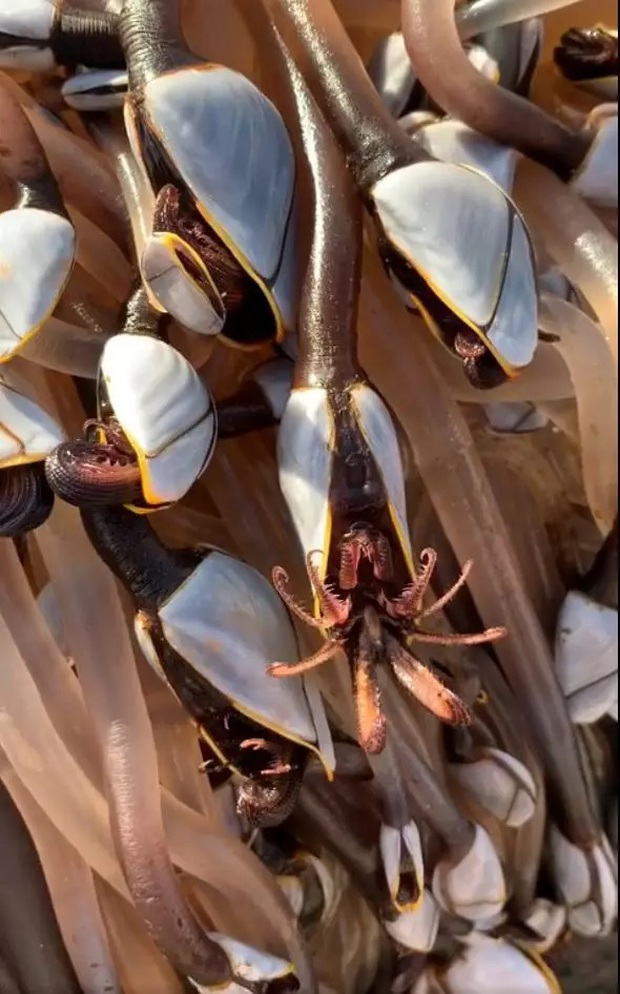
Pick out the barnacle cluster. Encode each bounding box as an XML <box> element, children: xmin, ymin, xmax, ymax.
<box><xmin>0</xmin><ymin>1</ymin><xmax>617</xmax><ymax>992</ymax></box>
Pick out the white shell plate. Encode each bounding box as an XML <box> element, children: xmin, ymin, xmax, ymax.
<box><xmin>571</xmin><ymin>112</ymin><xmax>618</xmax><ymax>208</ymax></box>
<box><xmin>278</xmin><ymin>386</ymin><xmax>333</xmax><ymax>564</ymax></box>
<box><xmin>373</xmin><ymin>159</ymin><xmax>538</xmax><ymax>368</ymax></box>
<box><xmin>549</xmin><ymin>827</ymin><xmax>618</xmax><ymax>937</ymax></box>
<box><xmin>372</xmin><ymin>160</ymin><xmax>511</xmax><ymax>327</ymax></box>
<box><xmin>516</xmin><ymin>18</ymin><xmax>544</xmax><ymax>87</ymax></box>
<box><xmin>269</xmin><ymin>193</ymin><xmax>298</xmax><ymax>333</ymax></box>
<box><xmin>0</xmin><ymin>209</ymin><xmax>76</xmax><ymax>361</ymax></box>
<box><xmin>278</xmin><ymin>384</ymin><xmax>412</xmax><ymax>569</ymax></box>
<box><xmin>555</xmin><ymin>591</ymin><xmax>618</xmax><ymax>725</ymax></box>
<box><xmin>432</xmin><ymin>823</ymin><xmax>506</xmax><ymax>923</ymax></box>
<box><xmin>159</xmin><ymin>552</ymin><xmax>323</xmax><ymax>745</ymax></box>
<box><xmin>448</xmin><ymin>747</ymin><xmax>536</xmax><ymax>827</ymax></box>
<box><xmin>350</xmin><ymin>383</ymin><xmax>413</xmax><ymax>565</ymax></box>
<box><xmin>252</xmin><ymin>357</ymin><xmax>293</xmax><ymax>421</ymax></box>
<box><xmin>0</xmin><ymin>45</ymin><xmax>54</xmax><ymax>71</ymax></box>
<box><xmin>0</xmin><ymin>377</ymin><xmax>64</xmax><ymax>466</ymax></box>
<box><xmin>141</xmin><ymin>235</ymin><xmax>224</xmax><ymax>336</ymax></box>
<box><xmin>144</xmin><ymin>67</ymin><xmax>295</xmax><ymax>280</ymax></box>
<box><xmin>100</xmin><ymin>335</ymin><xmax>216</xmax><ymax>504</ymax></box>
<box><xmin>446</xmin><ymin>935</ymin><xmax>557</xmax><ymax>993</ymax></box>
<box><xmin>0</xmin><ymin>0</ymin><xmax>53</xmax><ymax>39</ymax></box>
<box><xmin>415</xmin><ymin>119</ymin><xmax>520</xmax><ymax>195</ymax></box>
<box><xmin>202</xmin><ymin>934</ymin><xmax>293</xmax><ymax>992</ymax></box>
<box><xmin>380</xmin><ymin>818</ymin><xmax>424</xmax><ymax>909</ymax></box>
<box><xmin>384</xmin><ymin>888</ymin><xmax>440</xmax><ymax>953</ymax></box>
<box><xmin>368</xmin><ymin>32</ymin><xmax>416</xmax><ymax>118</ymax></box>
<box><xmin>61</xmin><ymin>69</ymin><xmax>128</xmax><ymax>112</ymax></box>
<box><xmin>485</xmin><ymin>213</ymin><xmax>538</xmax><ymax>368</ymax></box>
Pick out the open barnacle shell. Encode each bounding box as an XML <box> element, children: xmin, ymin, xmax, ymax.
<box><xmin>432</xmin><ymin>823</ymin><xmax>506</xmax><ymax>923</ymax></box>
<box><xmin>276</xmin><ymin>850</ymin><xmax>337</xmax><ymax>932</ymax></box>
<box><xmin>380</xmin><ymin>818</ymin><xmax>425</xmax><ymax>915</ymax></box>
<box><xmin>370</xmin><ymin>160</ymin><xmax>538</xmax><ymax>381</ymax></box>
<box><xmin>278</xmin><ymin>381</ymin><xmax>413</xmax><ymax>585</ymax></box>
<box><xmin>124</xmin><ymin>64</ymin><xmax>298</xmax><ymax>343</ymax></box>
<box><xmin>0</xmin><ymin>374</ymin><xmax>64</xmax><ymax>536</ymax></box>
<box><xmin>0</xmin><ymin>208</ymin><xmax>76</xmax><ymax>364</ymax></box>
<box><xmin>554</xmin><ymin>590</ymin><xmax>617</xmax><ymax>725</ymax></box>
<box><xmin>61</xmin><ymin>68</ymin><xmax>128</xmax><ymax>112</ymax></box>
<box><xmin>448</xmin><ymin>746</ymin><xmax>537</xmax><ymax>827</ymax></box>
<box><xmin>548</xmin><ymin>826</ymin><xmax>618</xmax><ymax>937</ymax></box>
<box><xmin>0</xmin><ymin>0</ymin><xmax>56</xmax><ymax>71</ymax></box>
<box><xmin>413</xmin><ymin>933</ymin><xmax>561</xmax><ymax>994</ymax></box>
<box><xmin>188</xmin><ymin>934</ymin><xmax>298</xmax><ymax>994</ymax></box>
<box><xmin>384</xmin><ymin>886</ymin><xmax>440</xmax><ymax>953</ymax></box>
<box><xmin>140</xmin><ymin>230</ymin><xmax>226</xmax><ymax>338</ymax></box>
<box><xmin>97</xmin><ymin>333</ymin><xmax>217</xmax><ymax>511</ymax></box>
<box><xmin>134</xmin><ymin>551</ymin><xmax>335</xmax><ymax>780</ymax></box>
<box><xmin>520</xmin><ymin>898</ymin><xmax>567</xmax><ymax>953</ymax></box>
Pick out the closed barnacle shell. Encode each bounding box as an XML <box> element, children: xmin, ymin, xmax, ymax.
<box><xmin>153</xmin><ymin>551</ymin><xmax>335</xmax><ymax>782</ymax></box>
<box><xmin>448</xmin><ymin>746</ymin><xmax>537</xmax><ymax>827</ymax></box>
<box><xmin>371</xmin><ymin>159</ymin><xmax>538</xmax><ymax>382</ymax></box>
<box><xmin>432</xmin><ymin>823</ymin><xmax>506</xmax><ymax>923</ymax></box>
<box><xmin>548</xmin><ymin>826</ymin><xmax>618</xmax><ymax>937</ymax></box>
<box><xmin>98</xmin><ymin>334</ymin><xmax>217</xmax><ymax>510</ymax></box>
<box><xmin>554</xmin><ymin>591</ymin><xmax>618</xmax><ymax>726</ymax></box>
<box><xmin>483</xmin><ymin>402</ymin><xmax>548</xmax><ymax>434</ymax></box>
<box><xmin>46</xmin><ymin>332</ymin><xmax>218</xmax><ymax>513</ymax></box>
<box><xmin>421</xmin><ymin>933</ymin><xmax>561</xmax><ymax>993</ymax></box>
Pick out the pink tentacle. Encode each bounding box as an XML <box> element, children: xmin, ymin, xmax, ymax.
<box><xmin>408</xmin><ymin>626</ymin><xmax>507</xmax><ymax>647</ymax></box>
<box><xmin>272</xmin><ymin>566</ymin><xmax>324</xmax><ymax>629</ymax></box>
<box><xmin>418</xmin><ymin>559</ymin><xmax>474</xmax><ymax>619</ymax></box>
<box><xmin>267</xmin><ymin>639</ymin><xmax>341</xmax><ymax>678</ymax></box>
<box><xmin>389</xmin><ymin>640</ymin><xmax>472</xmax><ymax>726</ymax></box>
